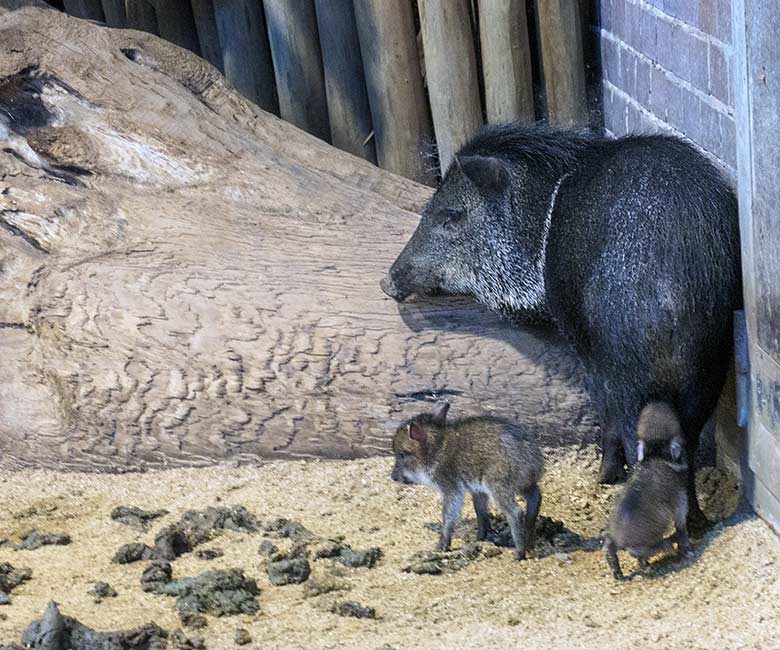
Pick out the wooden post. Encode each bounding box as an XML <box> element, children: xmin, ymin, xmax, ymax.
<box><xmin>63</xmin><ymin>0</ymin><xmax>105</xmax><ymax>20</ymax></box>
<box><xmin>213</xmin><ymin>0</ymin><xmax>278</xmax><ymax>114</ymax></box>
<box><xmin>190</xmin><ymin>0</ymin><xmax>223</xmax><ymax>72</ymax></box>
<box><xmin>478</xmin><ymin>0</ymin><xmax>534</xmax><ymax>123</ymax></box>
<box><xmin>264</xmin><ymin>0</ymin><xmax>330</xmax><ymax>142</ymax></box>
<box><xmin>125</xmin><ymin>0</ymin><xmax>157</xmax><ymax>34</ymax></box>
<box><xmin>353</xmin><ymin>0</ymin><xmax>434</xmax><ymax>184</ymax></box>
<box><xmin>418</xmin><ymin>0</ymin><xmax>483</xmax><ymax>173</ymax></box>
<box><xmin>101</xmin><ymin>0</ymin><xmax>126</xmax><ymax>27</ymax></box>
<box><xmin>535</xmin><ymin>0</ymin><xmax>588</xmax><ymax>127</ymax></box>
<box><xmin>152</xmin><ymin>0</ymin><xmax>201</xmax><ymax>55</ymax></box>
<box><xmin>314</xmin><ymin>0</ymin><xmax>376</xmax><ymax>162</ymax></box>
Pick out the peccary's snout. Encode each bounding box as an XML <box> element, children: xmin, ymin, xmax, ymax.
<box><xmin>380</xmin><ymin>272</ymin><xmax>412</xmax><ymax>302</ymax></box>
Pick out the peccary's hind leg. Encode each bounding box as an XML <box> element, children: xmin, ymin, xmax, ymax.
<box><xmin>522</xmin><ymin>484</ymin><xmax>542</xmax><ymax>553</ymax></box>
<box><xmin>675</xmin><ymin>492</ymin><xmax>693</xmax><ymax>559</ymax></box>
<box><xmin>472</xmin><ymin>492</ymin><xmax>490</xmax><ymax>541</ymax></box>
<box><xmin>494</xmin><ymin>490</ymin><xmax>526</xmax><ymax>560</ymax></box>
<box><xmin>603</xmin><ymin>537</ymin><xmax>625</xmax><ymax>580</ymax></box>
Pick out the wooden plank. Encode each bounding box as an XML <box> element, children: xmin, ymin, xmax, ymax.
<box><xmin>418</xmin><ymin>0</ymin><xmax>483</xmax><ymax>172</ymax></box>
<box><xmin>63</xmin><ymin>0</ymin><xmax>105</xmax><ymax>20</ymax></box>
<box><xmin>535</xmin><ymin>0</ymin><xmax>588</xmax><ymax>127</ymax></box>
<box><xmin>213</xmin><ymin>0</ymin><xmax>278</xmax><ymax>113</ymax></box>
<box><xmin>264</xmin><ymin>0</ymin><xmax>330</xmax><ymax>142</ymax></box>
<box><xmin>353</xmin><ymin>0</ymin><xmax>434</xmax><ymax>183</ymax></box>
<box><xmin>478</xmin><ymin>0</ymin><xmax>534</xmax><ymax>123</ymax></box>
<box><xmin>101</xmin><ymin>0</ymin><xmax>126</xmax><ymax>27</ymax></box>
<box><xmin>125</xmin><ymin>0</ymin><xmax>157</xmax><ymax>34</ymax></box>
<box><xmin>190</xmin><ymin>0</ymin><xmax>223</xmax><ymax>72</ymax></box>
<box><xmin>152</xmin><ymin>0</ymin><xmax>201</xmax><ymax>55</ymax></box>
<box><xmin>314</xmin><ymin>0</ymin><xmax>375</xmax><ymax>162</ymax></box>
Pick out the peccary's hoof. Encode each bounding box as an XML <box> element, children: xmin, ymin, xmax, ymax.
<box><xmin>598</xmin><ymin>460</ymin><xmax>627</xmax><ymax>485</ymax></box>
<box><xmin>514</xmin><ymin>549</ymin><xmax>526</xmax><ymax>561</ymax></box>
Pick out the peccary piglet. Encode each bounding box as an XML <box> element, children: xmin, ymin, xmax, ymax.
<box><xmin>391</xmin><ymin>403</ymin><xmax>544</xmax><ymax>560</ymax></box>
<box><xmin>603</xmin><ymin>402</ymin><xmax>692</xmax><ymax>579</ymax></box>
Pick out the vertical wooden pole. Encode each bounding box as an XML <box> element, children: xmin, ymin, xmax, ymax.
<box><xmin>190</xmin><ymin>0</ymin><xmax>223</xmax><ymax>72</ymax></box>
<box><xmin>418</xmin><ymin>0</ymin><xmax>483</xmax><ymax>173</ymax></box>
<box><xmin>125</xmin><ymin>0</ymin><xmax>158</xmax><ymax>34</ymax></box>
<box><xmin>213</xmin><ymin>0</ymin><xmax>278</xmax><ymax>114</ymax></box>
<box><xmin>63</xmin><ymin>0</ymin><xmax>105</xmax><ymax>20</ymax></box>
<box><xmin>264</xmin><ymin>0</ymin><xmax>330</xmax><ymax>142</ymax></box>
<box><xmin>353</xmin><ymin>0</ymin><xmax>434</xmax><ymax>184</ymax></box>
<box><xmin>101</xmin><ymin>0</ymin><xmax>127</xmax><ymax>26</ymax></box>
<box><xmin>152</xmin><ymin>0</ymin><xmax>201</xmax><ymax>55</ymax></box>
<box><xmin>314</xmin><ymin>0</ymin><xmax>376</xmax><ymax>162</ymax></box>
<box><xmin>478</xmin><ymin>0</ymin><xmax>534</xmax><ymax>123</ymax></box>
<box><xmin>535</xmin><ymin>0</ymin><xmax>588</xmax><ymax>127</ymax></box>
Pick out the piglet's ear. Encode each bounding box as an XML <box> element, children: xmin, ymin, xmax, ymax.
<box><xmin>408</xmin><ymin>422</ymin><xmax>427</xmax><ymax>444</ymax></box>
<box><xmin>456</xmin><ymin>155</ymin><xmax>508</xmax><ymax>194</ymax></box>
<box><xmin>670</xmin><ymin>437</ymin><xmax>683</xmax><ymax>462</ymax></box>
<box><xmin>636</xmin><ymin>440</ymin><xmax>645</xmax><ymax>463</ymax></box>
<box><xmin>431</xmin><ymin>401</ymin><xmax>450</xmax><ymax>426</ymax></box>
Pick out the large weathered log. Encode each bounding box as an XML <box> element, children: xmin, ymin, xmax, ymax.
<box><xmin>0</xmin><ymin>5</ymin><xmax>596</xmax><ymax>471</ymax></box>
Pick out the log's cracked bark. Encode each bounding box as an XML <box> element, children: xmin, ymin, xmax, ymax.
<box><xmin>0</xmin><ymin>5</ymin><xmax>598</xmax><ymax>471</ymax></box>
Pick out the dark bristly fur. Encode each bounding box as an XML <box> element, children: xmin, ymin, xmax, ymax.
<box><xmin>381</xmin><ymin>122</ymin><xmax>742</xmax><ymax>531</ymax></box>
<box><xmin>390</xmin><ymin>402</ymin><xmax>544</xmax><ymax>560</ymax></box>
<box><xmin>603</xmin><ymin>402</ymin><xmax>690</xmax><ymax>580</ymax></box>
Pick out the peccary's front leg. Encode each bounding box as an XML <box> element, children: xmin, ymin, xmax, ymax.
<box><xmin>438</xmin><ymin>489</ymin><xmax>464</xmax><ymax>551</ymax></box>
<box><xmin>603</xmin><ymin>537</ymin><xmax>625</xmax><ymax>580</ymax></box>
<box><xmin>599</xmin><ymin>424</ymin><xmax>628</xmax><ymax>484</ymax></box>
<box><xmin>675</xmin><ymin>492</ymin><xmax>693</xmax><ymax>559</ymax></box>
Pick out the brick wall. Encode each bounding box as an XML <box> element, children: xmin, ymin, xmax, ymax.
<box><xmin>598</xmin><ymin>0</ymin><xmax>735</xmax><ymax>175</ymax></box>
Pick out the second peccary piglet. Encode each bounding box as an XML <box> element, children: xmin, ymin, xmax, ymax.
<box><xmin>391</xmin><ymin>403</ymin><xmax>543</xmax><ymax>559</ymax></box>
<box><xmin>603</xmin><ymin>402</ymin><xmax>692</xmax><ymax>579</ymax></box>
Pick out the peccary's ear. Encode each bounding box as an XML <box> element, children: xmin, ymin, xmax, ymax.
<box><xmin>636</xmin><ymin>440</ymin><xmax>645</xmax><ymax>463</ymax></box>
<box><xmin>456</xmin><ymin>155</ymin><xmax>509</xmax><ymax>193</ymax></box>
<box><xmin>432</xmin><ymin>401</ymin><xmax>450</xmax><ymax>426</ymax></box>
<box><xmin>670</xmin><ymin>437</ymin><xmax>683</xmax><ymax>462</ymax></box>
<box><xmin>408</xmin><ymin>422</ymin><xmax>427</xmax><ymax>444</ymax></box>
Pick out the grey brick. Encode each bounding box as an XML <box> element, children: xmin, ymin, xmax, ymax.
<box><xmin>600</xmin><ymin>36</ymin><xmax>622</xmax><ymax>87</ymax></box>
<box><xmin>670</xmin><ymin>28</ymin><xmax>709</xmax><ymax>92</ymax></box>
<box><xmin>708</xmin><ymin>42</ymin><xmax>731</xmax><ymax>105</ymax></box>
<box><xmin>655</xmin><ymin>16</ymin><xmax>674</xmax><ymax>67</ymax></box>
<box><xmin>717</xmin><ymin>0</ymin><xmax>732</xmax><ymax>44</ymax></box>
<box><xmin>603</xmin><ymin>83</ymin><xmax>628</xmax><ymax>135</ymax></box>
<box><xmin>602</xmin><ymin>0</ymin><xmax>614</xmax><ymax>31</ymax></box>
<box><xmin>663</xmin><ymin>0</ymin><xmax>698</xmax><ymax>24</ymax></box>
<box><xmin>719</xmin><ymin>113</ymin><xmax>737</xmax><ymax>168</ymax></box>
<box><xmin>697</xmin><ymin>0</ymin><xmax>719</xmax><ymax>37</ymax></box>
<box><xmin>635</xmin><ymin>53</ymin><xmax>653</xmax><ymax>107</ymax></box>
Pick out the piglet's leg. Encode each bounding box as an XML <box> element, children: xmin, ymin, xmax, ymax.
<box><xmin>472</xmin><ymin>492</ymin><xmax>491</xmax><ymax>541</ymax></box>
<box><xmin>438</xmin><ymin>490</ymin><xmax>464</xmax><ymax>551</ymax></box>
<box><xmin>494</xmin><ymin>490</ymin><xmax>526</xmax><ymax>560</ymax></box>
<box><xmin>603</xmin><ymin>537</ymin><xmax>625</xmax><ymax>580</ymax></box>
<box><xmin>522</xmin><ymin>484</ymin><xmax>542</xmax><ymax>553</ymax></box>
<box><xmin>674</xmin><ymin>492</ymin><xmax>692</xmax><ymax>559</ymax></box>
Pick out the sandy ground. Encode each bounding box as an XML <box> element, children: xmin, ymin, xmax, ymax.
<box><xmin>0</xmin><ymin>446</ymin><xmax>778</xmax><ymax>650</ymax></box>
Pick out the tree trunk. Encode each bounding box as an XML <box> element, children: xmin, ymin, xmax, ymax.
<box><xmin>0</xmin><ymin>5</ymin><xmax>596</xmax><ymax>471</ymax></box>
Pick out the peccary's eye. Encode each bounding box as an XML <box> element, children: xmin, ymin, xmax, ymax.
<box><xmin>444</xmin><ymin>208</ymin><xmax>464</xmax><ymax>225</ymax></box>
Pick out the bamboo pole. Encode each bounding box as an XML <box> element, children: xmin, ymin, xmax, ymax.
<box><xmin>479</xmin><ymin>0</ymin><xmax>534</xmax><ymax>123</ymax></box>
<box><xmin>536</xmin><ymin>0</ymin><xmax>588</xmax><ymax>127</ymax></box>
<box><xmin>314</xmin><ymin>0</ymin><xmax>375</xmax><ymax>162</ymax></box>
<box><xmin>353</xmin><ymin>0</ymin><xmax>434</xmax><ymax>184</ymax></box>
<box><xmin>418</xmin><ymin>0</ymin><xmax>483</xmax><ymax>173</ymax></box>
<box><xmin>125</xmin><ymin>0</ymin><xmax>157</xmax><ymax>34</ymax></box>
<box><xmin>101</xmin><ymin>0</ymin><xmax>126</xmax><ymax>26</ymax></box>
<box><xmin>63</xmin><ymin>0</ymin><xmax>105</xmax><ymax>20</ymax></box>
<box><xmin>190</xmin><ymin>0</ymin><xmax>223</xmax><ymax>72</ymax></box>
<box><xmin>152</xmin><ymin>0</ymin><xmax>201</xmax><ymax>55</ymax></box>
<box><xmin>264</xmin><ymin>0</ymin><xmax>330</xmax><ymax>142</ymax></box>
<box><xmin>213</xmin><ymin>0</ymin><xmax>278</xmax><ymax>113</ymax></box>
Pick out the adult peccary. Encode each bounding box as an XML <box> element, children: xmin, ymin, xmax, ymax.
<box><xmin>380</xmin><ymin>123</ymin><xmax>742</xmax><ymax>530</ymax></box>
